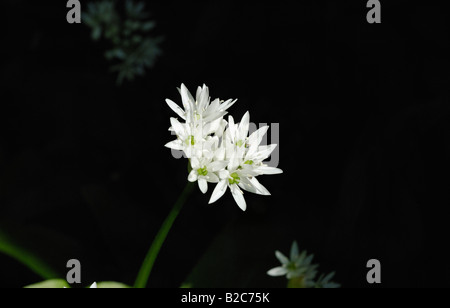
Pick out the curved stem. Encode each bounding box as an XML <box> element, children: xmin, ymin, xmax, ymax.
<box><xmin>134</xmin><ymin>182</ymin><xmax>195</xmax><ymax>288</ymax></box>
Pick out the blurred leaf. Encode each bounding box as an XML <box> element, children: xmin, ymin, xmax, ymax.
<box><xmin>105</xmin><ymin>48</ymin><xmax>126</xmax><ymax>60</ymax></box>
<box><xmin>0</xmin><ymin>226</ymin><xmax>60</xmax><ymax>280</ymax></box>
<box><xmin>96</xmin><ymin>281</ymin><xmax>131</xmax><ymax>288</ymax></box>
<box><xmin>92</xmin><ymin>27</ymin><xmax>102</xmax><ymax>41</ymax></box>
<box><xmin>180</xmin><ymin>283</ymin><xmax>192</xmax><ymax>288</ymax></box>
<box><xmin>141</xmin><ymin>21</ymin><xmax>156</xmax><ymax>32</ymax></box>
<box><xmin>82</xmin><ymin>0</ymin><xmax>162</xmax><ymax>85</ymax></box>
<box><xmin>24</xmin><ymin>279</ymin><xmax>69</xmax><ymax>289</ymax></box>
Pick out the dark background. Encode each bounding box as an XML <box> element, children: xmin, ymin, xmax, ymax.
<box><xmin>1</xmin><ymin>0</ymin><xmax>449</xmax><ymax>288</ymax></box>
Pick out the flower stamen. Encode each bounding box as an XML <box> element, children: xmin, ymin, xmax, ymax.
<box><xmin>197</xmin><ymin>166</ymin><xmax>208</xmax><ymax>176</ymax></box>
<box><xmin>229</xmin><ymin>172</ymin><xmax>240</xmax><ymax>185</ymax></box>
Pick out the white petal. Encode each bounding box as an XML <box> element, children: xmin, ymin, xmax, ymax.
<box><xmin>248</xmin><ymin>177</ymin><xmax>271</xmax><ymax>195</ymax></box>
<box><xmin>219</xmin><ymin>99</ymin><xmax>237</xmax><ymax>112</ymax></box>
<box><xmin>188</xmin><ymin>170</ymin><xmax>198</xmax><ymax>182</ymax></box>
<box><xmin>206</xmin><ymin>98</ymin><xmax>220</xmax><ymax>114</ymax></box>
<box><xmin>238</xmin><ymin>165</ymin><xmax>260</xmax><ymax>177</ymax></box>
<box><xmin>164</xmin><ymin>140</ymin><xmax>184</xmax><ymax>151</ymax></box>
<box><xmin>170</xmin><ymin>117</ymin><xmax>186</xmax><ymax>138</ymax></box>
<box><xmin>253</xmin><ymin>144</ymin><xmax>278</xmax><ymax>161</ymax></box>
<box><xmin>228</xmin><ymin>151</ymin><xmax>241</xmax><ymax>171</ymax></box>
<box><xmin>209</xmin><ymin>179</ymin><xmax>228</xmax><ymax>204</ymax></box>
<box><xmin>206</xmin><ymin>172</ymin><xmax>219</xmax><ymax>183</ymax></box>
<box><xmin>203</xmin><ymin>117</ymin><xmax>222</xmax><ymax>136</ymax></box>
<box><xmin>217</xmin><ymin>169</ymin><xmax>229</xmax><ymax>180</ymax></box>
<box><xmin>247</xmin><ymin>126</ymin><xmax>269</xmax><ymax>157</ymax></box>
<box><xmin>235</xmin><ymin>144</ymin><xmax>247</xmax><ymax>162</ymax></box>
<box><xmin>238</xmin><ymin>111</ymin><xmax>250</xmax><ymax>140</ymax></box>
<box><xmin>214</xmin><ymin>119</ymin><xmax>228</xmax><ymax>138</ymax></box>
<box><xmin>267</xmin><ymin>267</ymin><xmax>288</xmax><ymax>277</ymax></box>
<box><xmin>290</xmin><ymin>241</ymin><xmax>300</xmax><ymax>260</ymax></box>
<box><xmin>228</xmin><ymin>116</ymin><xmax>236</xmax><ymax>143</ymax></box>
<box><xmin>180</xmin><ymin>84</ymin><xmax>194</xmax><ymax>109</ymax></box>
<box><xmin>275</xmin><ymin>251</ymin><xmax>290</xmax><ymax>265</ymax></box>
<box><xmin>180</xmin><ymin>84</ymin><xmax>194</xmax><ymax>122</ymax></box>
<box><xmin>208</xmin><ymin>161</ymin><xmax>228</xmax><ymax>172</ymax></box>
<box><xmin>230</xmin><ymin>184</ymin><xmax>246</xmax><ymax>211</ymax></box>
<box><xmin>190</xmin><ymin>157</ymin><xmax>200</xmax><ymax>169</ymax></box>
<box><xmin>214</xmin><ymin>145</ymin><xmax>225</xmax><ymax>161</ymax></box>
<box><xmin>165</xmin><ymin>99</ymin><xmax>186</xmax><ymax>119</ymax></box>
<box><xmin>255</xmin><ymin>166</ymin><xmax>283</xmax><ymax>175</ymax></box>
<box><xmin>203</xmin><ymin>111</ymin><xmax>227</xmax><ymax>123</ymax></box>
<box><xmin>198</xmin><ymin>178</ymin><xmax>208</xmax><ymax>194</ymax></box>
<box><xmin>238</xmin><ymin>178</ymin><xmax>258</xmax><ymax>194</ymax></box>
<box><xmin>90</xmin><ymin>282</ymin><xmax>98</xmax><ymax>288</ymax></box>
<box><xmin>195</xmin><ymin>86</ymin><xmax>202</xmax><ymax>104</ymax></box>
<box><xmin>198</xmin><ymin>84</ymin><xmax>209</xmax><ymax>111</ymax></box>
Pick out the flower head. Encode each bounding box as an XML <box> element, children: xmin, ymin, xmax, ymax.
<box><xmin>165</xmin><ymin>84</ymin><xmax>282</xmax><ymax>211</ymax></box>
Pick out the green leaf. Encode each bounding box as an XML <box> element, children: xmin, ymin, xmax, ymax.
<box><xmin>0</xmin><ymin>226</ymin><xmax>60</xmax><ymax>280</ymax></box>
<box><xmin>24</xmin><ymin>279</ymin><xmax>70</xmax><ymax>289</ymax></box>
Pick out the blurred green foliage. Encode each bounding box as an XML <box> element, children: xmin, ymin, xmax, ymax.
<box><xmin>24</xmin><ymin>279</ymin><xmax>70</xmax><ymax>288</ymax></box>
<box><xmin>314</xmin><ymin>271</ymin><xmax>341</xmax><ymax>288</ymax></box>
<box><xmin>24</xmin><ymin>280</ymin><xmax>130</xmax><ymax>288</ymax></box>
<box><xmin>83</xmin><ymin>0</ymin><xmax>162</xmax><ymax>85</ymax></box>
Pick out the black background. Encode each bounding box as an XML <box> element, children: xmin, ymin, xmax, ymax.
<box><xmin>1</xmin><ymin>0</ymin><xmax>449</xmax><ymax>288</ymax></box>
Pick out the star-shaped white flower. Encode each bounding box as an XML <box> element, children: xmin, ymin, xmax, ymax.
<box><xmin>188</xmin><ymin>155</ymin><xmax>228</xmax><ymax>194</ymax></box>
<box><xmin>165</xmin><ymin>83</ymin><xmax>237</xmax><ymax>125</ymax></box>
<box><xmin>208</xmin><ymin>112</ymin><xmax>283</xmax><ymax>210</ymax></box>
<box><xmin>164</xmin><ymin>117</ymin><xmax>205</xmax><ymax>158</ymax></box>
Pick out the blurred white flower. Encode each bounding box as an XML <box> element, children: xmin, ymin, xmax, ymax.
<box><xmin>267</xmin><ymin>241</ymin><xmax>340</xmax><ymax>288</ymax></box>
<box><xmin>267</xmin><ymin>241</ymin><xmax>317</xmax><ymax>279</ymax></box>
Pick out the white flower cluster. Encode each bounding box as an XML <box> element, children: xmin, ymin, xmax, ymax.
<box><xmin>165</xmin><ymin>84</ymin><xmax>282</xmax><ymax>211</ymax></box>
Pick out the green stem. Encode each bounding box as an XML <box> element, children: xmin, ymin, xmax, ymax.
<box><xmin>287</xmin><ymin>276</ymin><xmax>306</xmax><ymax>288</ymax></box>
<box><xmin>134</xmin><ymin>182</ymin><xmax>195</xmax><ymax>288</ymax></box>
<box><xmin>0</xmin><ymin>229</ymin><xmax>60</xmax><ymax>280</ymax></box>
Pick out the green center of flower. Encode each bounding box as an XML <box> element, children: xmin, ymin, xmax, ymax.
<box><xmin>229</xmin><ymin>172</ymin><xmax>240</xmax><ymax>185</ymax></box>
<box><xmin>236</xmin><ymin>140</ymin><xmax>244</xmax><ymax>147</ymax></box>
<box><xmin>244</xmin><ymin>160</ymin><xmax>254</xmax><ymax>165</ymax></box>
<box><xmin>286</xmin><ymin>262</ymin><xmax>297</xmax><ymax>271</ymax></box>
<box><xmin>186</xmin><ymin>135</ymin><xmax>195</xmax><ymax>146</ymax></box>
<box><xmin>197</xmin><ymin>166</ymin><xmax>208</xmax><ymax>176</ymax></box>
